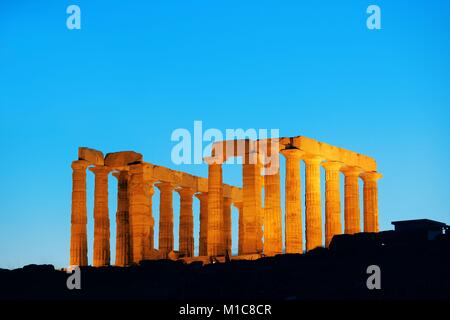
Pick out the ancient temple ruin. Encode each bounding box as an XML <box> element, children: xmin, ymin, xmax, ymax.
<box><xmin>70</xmin><ymin>136</ymin><xmax>382</xmax><ymax>267</ymax></box>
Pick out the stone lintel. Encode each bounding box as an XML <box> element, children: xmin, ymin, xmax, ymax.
<box><xmin>78</xmin><ymin>147</ymin><xmax>104</xmax><ymax>166</ymax></box>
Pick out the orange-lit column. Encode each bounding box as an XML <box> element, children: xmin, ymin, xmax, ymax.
<box><xmin>304</xmin><ymin>156</ymin><xmax>323</xmax><ymax>251</ymax></box>
<box><xmin>233</xmin><ymin>201</ymin><xmax>244</xmax><ymax>255</ymax></box>
<box><xmin>128</xmin><ymin>164</ymin><xmax>153</xmax><ymax>263</ymax></box>
<box><xmin>206</xmin><ymin>159</ymin><xmax>224</xmax><ymax>256</ymax></box>
<box><xmin>342</xmin><ymin>166</ymin><xmax>363</xmax><ymax>234</ymax></box>
<box><xmin>70</xmin><ymin>160</ymin><xmax>89</xmax><ymax>266</ymax></box>
<box><xmin>113</xmin><ymin>171</ymin><xmax>131</xmax><ymax>266</ymax></box>
<box><xmin>195</xmin><ymin>192</ymin><xmax>208</xmax><ymax>256</ymax></box>
<box><xmin>361</xmin><ymin>171</ymin><xmax>382</xmax><ymax>232</ymax></box>
<box><xmin>223</xmin><ymin>197</ymin><xmax>232</xmax><ymax>255</ymax></box>
<box><xmin>157</xmin><ymin>182</ymin><xmax>174</xmax><ymax>257</ymax></box>
<box><xmin>281</xmin><ymin>148</ymin><xmax>304</xmax><ymax>254</ymax></box>
<box><xmin>90</xmin><ymin>165</ymin><xmax>111</xmax><ymax>267</ymax></box>
<box><xmin>263</xmin><ymin>164</ymin><xmax>282</xmax><ymax>256</ymax></box>
<box><xmin>242</xmin><ymin>153</ymin><xmax>263</xmax><ymax>254</ymax></box>
<box><xmin>178</xmin><ymin>187</ymin><xmax>195</xmax><ymax>257</ymax></box>
<box><xmin>322</xmin><ymin>161</ymin><xmax>344</xmax><ymax>247</ymax></box>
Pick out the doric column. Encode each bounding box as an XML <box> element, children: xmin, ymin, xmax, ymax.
<box><xmin>223</xmin><ymin>196</ymin><xmax>232</xmax><ymax>255</ymax></box>
<box><xmin>322</xmin><ymin>161</ymin><xmax>344</xmax><ymax>247</ymax></box>
<box><xmin>70</xmin><ymin>160</ymin><xmax>89</xmax><ymax>266</ymax></box>
<box><xmin>177</xmin><ymin>187</ymin><xmax>195</xmax><ymax>257</ymax></box>
<box><xmin>361</xmin><ymin>171</ymin><xmax>382</xmax><ymax>232</ymax></box>
<box><xmin>113</xmin><ymin>171</ymin><xmax>131</xmax><ymax>266</ymax></box>
<box><xmin>304</xmin><ymin>155</ymin><xmax>324</xmax><ymax>251</ymax></box>
<box><xmin>128</xmin><ymin>164</ymin><xmax>154</xmax><ymax>264</ymax></box>
<box><xmin>90</xmin><ymin>165</ymin><xmax>111</xmax><ymax>267</ymax></box>
<box><xmin>281</xmin><ymin>148</ymin><xmax>304</xmax><ymax>254</ymax></box>
<box><xmin>157</xmin><ymin>182</ymin><xmax>175</xmax><ymax>257</ymax></box>
<box><xmin>233</xmin><ymin>202</ymin><xmax>244</xmax><ymax>255</ymax></box>
<box><xmin>195</xmin><ymin>192</ymin><xmax>208</xmax><ymax>256</ymax></box>
<box><xmin>263</xmin><ymin>165</ymin><xmax>282</xmax><ymax>256</ymax></box>
<box><xmin>242</xmin><ymin>153</ymin><xmax>263</xmax><ymax>254</ymax></box>
<box><xmin>206</xmin><ymin>160</ymin><xmax>224</xmax><ymax>256</ymax></box>
<box><xmin>342</xmin><ymin>166</ymin><xmax>363</xmax><ymax>234</ymax></box>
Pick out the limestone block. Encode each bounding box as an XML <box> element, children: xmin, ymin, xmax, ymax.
<box><xmin>104</xmin><ymin>151</ymin><xmax>143</xmax><ymax>167</ymax></box>
<box><xmin>78</xmin><ymin>147</ymin><xmax>104</xmax><ymax>166</ymax></box>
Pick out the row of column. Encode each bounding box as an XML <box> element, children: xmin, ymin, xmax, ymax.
<box><xmin>206</xmin><ymin>148</ymin><xmax>382</xmax><ymax>256</ymax></box>
<box><xmin>70</xmin><ymin>161</ymin><xmax>236</xmax><ymax>267</ymax></box>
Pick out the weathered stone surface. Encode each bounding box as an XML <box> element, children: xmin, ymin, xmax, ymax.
<box><xmin>223</xmin><ymin>197</ymin><xmax>232</xmax><ymax>255</ymax></box>
<box><xmin>113</xmin><ymin>171</ymin><xmax>131</xmax><ymax>267</ymax></box>
<box><xmin>242</xmin><ymin>157</ymin><xmax>263</xmax><ymax>254</ymax></box>
<box><xmin>177</xmin><ymin>188</ymin><xmax>195</xmax><ymax>257</ymax></box>
<box><xmin>128</xmin><ymin>164</ymin><xmax>154</xmax><ymax>263</ymax></box>
<box><xmin>281</xmin><ymin>148</ymin><xmax>304</xmax><ymax>254</ymax></box>
<box><xmin>90</xmin><ymin>165</ymin><xmax>111</xmax><ymax>267</ymax></box>
<box><xmin>323</xmin><ymin>161</ymin><xmax>344</xmax><ymax>247</ymax></box>
<box><xmin>70</xmin><ymin>160</ymin><xmax>89</xmax><ymax>266</ymax></box>
<box><xmin>206</xmin><ymin>160</ymin><xmax>224</xmax><ymax>256</ymax></box>
<box><xmin>304</xmin><ymin>155</ymin><xmax>324</xmax><ymax>251</ymax></box>
<box><xmin>263</xmin><ymin>165</ymin><xmax>282</xmax><ymax>256</ymax></box>
<box><xmin>78</xmin><ymin>147</ymin><xmax>104</xmax><ymax>166</ymax></box>
<box><xmin>104</xmin><ymin>151</ymin><xmax>143</xmax><ymax>167</ymax></box>
<box><xmin>342</xmin><ymin>166</ymin><xmax>363</xmax><ymax>235</ymax></box>
<box><xmin>195</xmin><ymin>192</ymin><xmax>208</xmax><ymax>256</ymax></box>
<box><xmin>361</xmin><ymin>171</ymin><xmax>382</xmax><ymax>232</ymax></box>
<box><xmin>157</xmin><ymin>182</ymin><xmax>175</xmax><ymax>257</ymax></box>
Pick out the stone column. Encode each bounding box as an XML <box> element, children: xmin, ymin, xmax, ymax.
<box><xmin>128</xmin><ymin>164</ymin><xmax>154</xmax><ymax>264</ymax></box>
<box><xmin>177</xmin><ymin>187</ymin><xmax>195</xmax><ymax>257</ymax></box>
<box><xmin>70</xmin><ymin>160</ymin><xmax>89</xmax><ymax>266</ymax></box>
<box><xmin>233</xmin><ymin>201</ymin><xmax>244</xmax><ymax>255</ymax></box>
<box><xmin>342</xmin><ymin>166</ymin><xmax>363</xmax><ymax>234</ymax></box>
<box><xmin>361</xmin><ymin>171</ymin><xmax>382</xmax><ymax>232</ymax></box>
<box><xmin>322</xmin><ymin>161</ymin><xmax>344</xmax><ymax>248</ymax></box>
<box><xmin>263</xmin><ymin>165</ymin><xmax>282</xmax><ymax>256</ymax></box>
<box><xmin>223</xmin><ymin>196</ymin><xmax>232</xmax><ymax>255</ymax></box>
<box><xmin>206</xmin><ymin>160</ymin><xmax>224</xmax><ymax>256</ymax></box>
<box><xmin>304</xmin><ymin>155</ymin><xmax>323</xmax><ymax>251</ymax></box>
<box><xmin>157</xmin><ymin>182</ymin><xmax>175</xmax><ymax>257</ymax></box>
<box><xmin>281</xmin><ymin>148</ymin><xmax>304</xmax><ymax>254</ymax></box>
<box><xmin>242</xmin><ymin>153</ymin><xmax>263</xmax><ymax>254</ymax></box>
<box><xmin>195</xmin><ymin>192</ymin><xmax>208</xmax><ymax>256</ymax></box>
<box><xmin>90</xmin><ymin>165</ymin><xmax>111</xmax><ymax>267</ymax></box>
<box><xmin>113</xmin><ymin>171</ymin><xmax>131</xmax><ymax>266</ymax></box>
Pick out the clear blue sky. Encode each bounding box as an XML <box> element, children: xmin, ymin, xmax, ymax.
<box><xmin>1</xmin><ymin>0</ymin><xmax>449</xmax><ymax>269</ymax></box>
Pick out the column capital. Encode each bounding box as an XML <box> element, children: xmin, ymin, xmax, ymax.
<box><xmin>322</xmin><ymin>161</ymin><xmax>344</xmax><ymax>171</ymax></box>
<box><xmin>176</xmin><ymin>187</ymin><xmax>195</xmax><ymax>198</ymax></box>
<box><xmin>303</xmin><ymin>155</ymin><xmax>325</xmax><ymax>165</ymax></box>
<box><xmin>233</xmin><ymin>201</ymin><xmax>243</xmax><ymax>210</ymax></box>
<box><xmin>361</xmin><ymin>171</ymin><xmax>383</xmax><ymax>182</ymax></box>
<box><xmin>280</xmin><ymin>148</ymin><xmax>305</xmax><ymax>159</ymax></box>
<box><xmin>72</xmin><ymin>160</ymin><xmax>90</xmax><ymax>171</ymax></box>
<box><xmin>112</xmin><ymin>170</ymin><xmax>129</xmax><ymax>179</ymax></box>
<box><xmin>89</xmin><ymin>165</ymin><xmax>112</xmax><ymax>175</ymax></box>
<box><xmin>223</xmin><ymin>196</ymin><xmax>233</xmax><ymax>206</ymax></box>
<box><xmin>195</xmin><ymin>192</ymin><xmax>208</xmax><ymax>201</ymax></box>
<box><xmin>204</xmin><ymin>156</ymin><xmax>224</xmax><ymax>165</ymax></box>
<box><xmin>155</xmin><ymin>181</ymin><xmax>175</xmax><ymax>192</ymax></box>
<box><xmin>341</xmin><ymin>166</ymin><xmax>363</xmax><ymax>177</ymax></box>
